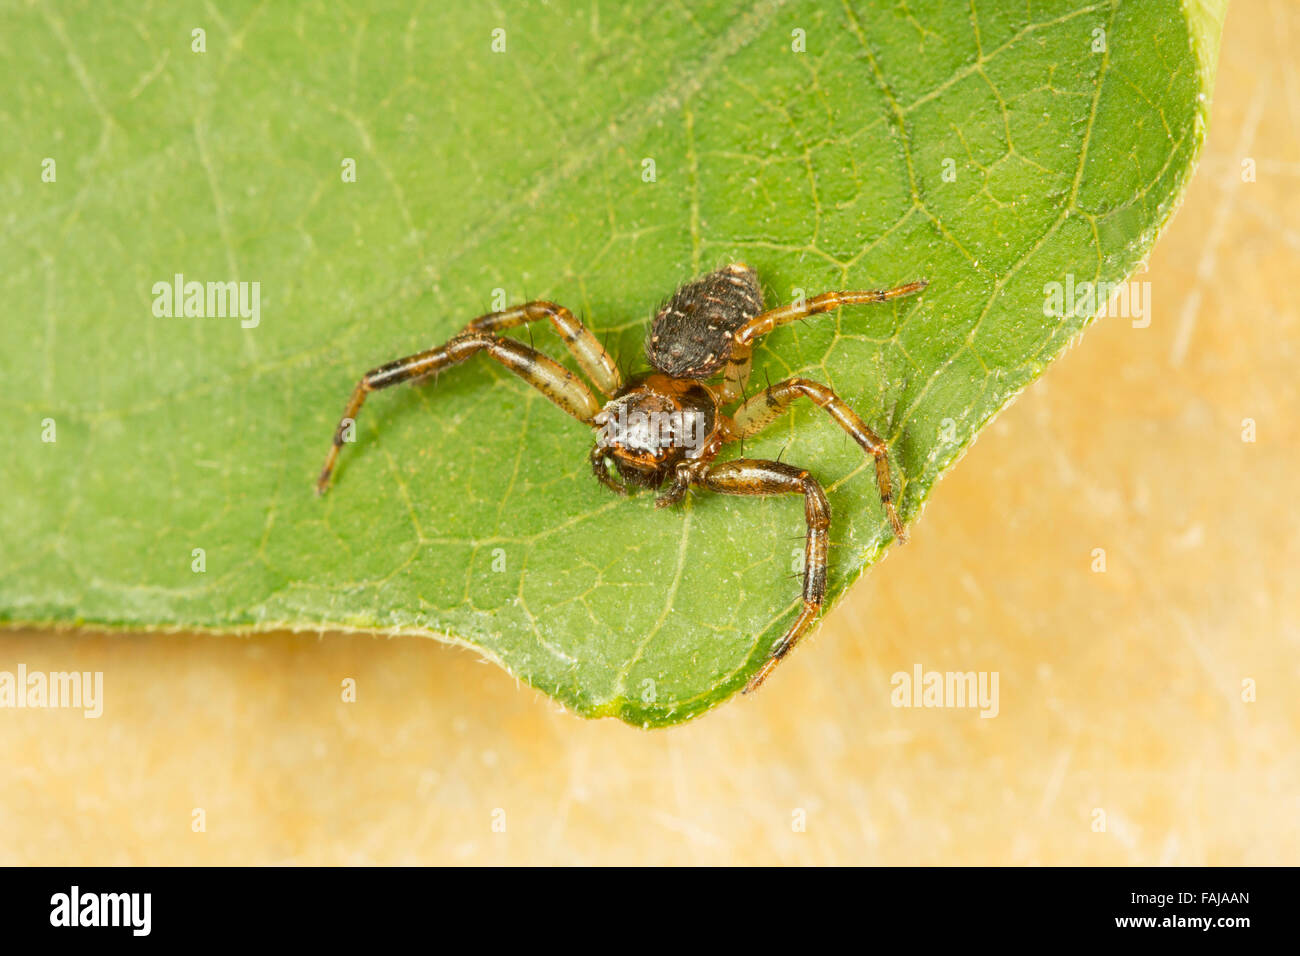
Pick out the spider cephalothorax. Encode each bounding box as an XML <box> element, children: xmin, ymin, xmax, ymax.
<box><xmin>589</xmin><ymin>374</ymin><xmax>722</xmax><ymax>492</ymax></box>
<box><xmin>317</xmin><ymin>264</ymin><xmax>927</xmax><ymax>692</ymax></box>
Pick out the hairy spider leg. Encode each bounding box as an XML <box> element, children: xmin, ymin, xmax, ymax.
<box><xmin>462</xmin><ymin>301</ymin><xmax>622</xmax><ymax>397</ymax></box>
<box><xmin>667</xmin><ymin>458</ymin><xmax>832</xmax><ymax>693</ymax></box>
<box><xmin>713</xmin><ymin>279</ymin><xmax>928</xmax><ymax>406</ymax></box>
<box><xmin>714</xmin><ymin>279</ymin><xmax>925</xmax><ymax>404</ymax></box>
<box><xmin>726</xmin><ymin>378</ymin><xmax>906</xmax><ymax>542</ymax></box>
<box><xmin>316</xmin><ymin>332</ymin><xmax>600</xmax><ymax>494</ymax></box>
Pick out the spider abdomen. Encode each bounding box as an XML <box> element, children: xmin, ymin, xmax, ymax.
<box><xmin>645</xmin><ymin>263</ymin><xmax>764</xmax><ymax>379</ymax></box>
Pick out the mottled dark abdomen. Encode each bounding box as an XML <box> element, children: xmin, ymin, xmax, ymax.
<box><xmin>645</xmin><ymin>263</ymin><xmax>764</xmax><ymax>379</ymax></box>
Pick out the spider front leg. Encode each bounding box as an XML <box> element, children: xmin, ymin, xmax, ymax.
<box><xmin>672</xmin><ymin>458</ymin><xmax>832</xmax><ymax>693</ymax></box>
<box><xmin>726</xmin><ymin>378</ymin><xmax>907</xmax><ymax>542</ymax></box>
<box><xmin>316</xmin><ymin>332</ymin><xmax>600</xmax><ymax>494</ymax></box>
<box><xmin>460</xmin><ymin>300</ymin><xmax>622</xmax><ymax>397</ymax></box>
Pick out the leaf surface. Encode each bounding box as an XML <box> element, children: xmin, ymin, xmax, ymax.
<box><xmin>0</xmin><ymin>0</ymin><xmax>1225</xmax><ymax>725</ymax></box>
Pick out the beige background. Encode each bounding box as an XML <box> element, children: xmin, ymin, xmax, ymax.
<box><xmin>3</xmin><ymin>4</ymin><xmax>1296</xmax><ymax>865</ymax></box>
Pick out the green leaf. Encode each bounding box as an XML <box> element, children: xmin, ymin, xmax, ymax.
<box><xmin>2</xmin><ymin>0</ymin><xmax>1225</xmax><ymax>726</ymax></box>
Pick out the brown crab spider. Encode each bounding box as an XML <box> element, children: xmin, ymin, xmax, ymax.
<box><xmin>317</xmin><ymin>264</ymin><xmax>926</xmax><ymax>693</ymax></box>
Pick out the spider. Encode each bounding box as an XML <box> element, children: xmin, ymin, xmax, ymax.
<box><xmin>317</xmin><ymin>264</ymin><xmax>927</xmax><ymax>693</ymax></box>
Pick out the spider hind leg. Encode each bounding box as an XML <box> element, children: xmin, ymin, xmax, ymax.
<box><xmin>731</xmin><ymin>279</ymin><xmax>927</xmax><ymax>352</ymax></box>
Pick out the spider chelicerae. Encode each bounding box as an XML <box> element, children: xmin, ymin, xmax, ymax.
<box><xmin>317</xmin><ymin>264</ymin><xmax>927</xmax><ymax>692</ymax></box>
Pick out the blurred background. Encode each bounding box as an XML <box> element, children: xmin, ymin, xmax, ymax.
<box><xmin>2</xmin><ymin>3</ymin><xmax>1296</xmax><ymax>865</ymax></box>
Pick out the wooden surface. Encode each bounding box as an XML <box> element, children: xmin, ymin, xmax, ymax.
<box><xmin>2</xmin><ymin>3</ymin><xmax>1296</xmax><ymax>865</ymax></box>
